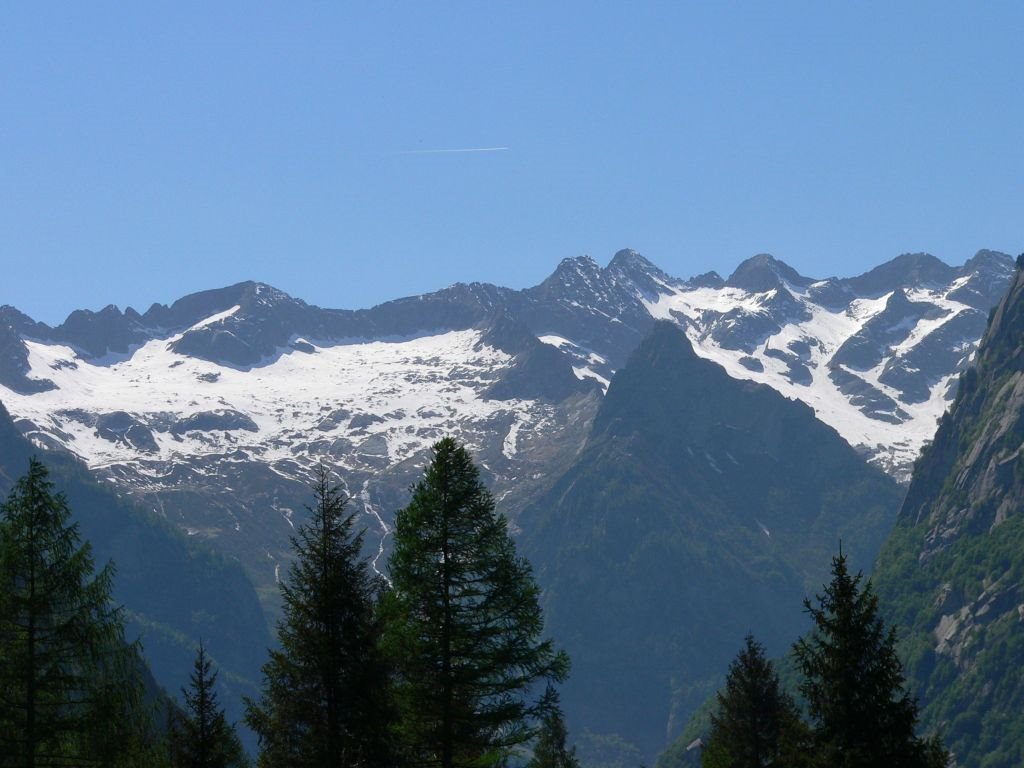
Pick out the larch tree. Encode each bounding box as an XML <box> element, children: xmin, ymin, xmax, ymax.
<box><xmin>169</xmin><ymin>642</ymin><xmax>247</xmax><ymax>768</ymax></box>
<box><xmin>0</xmin><ymin>457</ymin><xmax>145</xmax><ymax>768</ymax></box>
<box><xmin>244</xmin><ymin>465</ymin><xmax>391</xmax><ymax>768</ymax></box>
<box><xmin>793</xmin><ymin>549</ymin><xmax>946</xmax><ymax>768</ymax></box>
<box><xmin>384</xmin><ymin>437</ymin><xmax>569</xmax><ymax>768</ymax></box>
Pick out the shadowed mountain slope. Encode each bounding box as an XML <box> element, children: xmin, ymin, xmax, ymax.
<box><xmin>520</xmin><ymin>321</ymin><xmax>904</xmax><ymax>763</ymax></box>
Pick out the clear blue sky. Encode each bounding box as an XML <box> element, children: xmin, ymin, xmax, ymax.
<box><xmin>3</xmin><ymin>2</ymin><xmax>1022</xmax><ymax>325</ymax></box>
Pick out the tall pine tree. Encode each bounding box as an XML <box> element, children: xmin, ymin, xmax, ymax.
<box><xmin>0</xmin><ymin>458</ymin><xmax>146</xmax><ymax>767</ymax></box>
<box><xmin>169</xmin><ymin>642</ymin><xmax>247</xmax><ymax>768</ymax></box>
<box><xmin>793</xmin><ymin>549</ymin><xmax>946</xmax><ymax>768</ymax></box>
<box><xmin>384</xmin><ymin>437</ymin><xmax>569</xmax><ymax>768</ymax></box>
<box><xmin>701</xmin><ymin>635</ymin><xmax>809</xmax><ymax>768</ymax></box>
<box><xmin>245</xmin><ymin>465</ymin><xmax>391</xmax><ymax>768</ymax></box>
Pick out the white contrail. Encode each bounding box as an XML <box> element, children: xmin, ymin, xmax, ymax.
<box><xmin>397</xmin><ymin>146</ymin><xmax>509</xmax><ymax>155</ymax></box>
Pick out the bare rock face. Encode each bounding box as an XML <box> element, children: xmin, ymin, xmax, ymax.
<box><xmin>900</xmin><ymin>266</ymin><xmax>1024</xmax><ymax>546</ymax></box>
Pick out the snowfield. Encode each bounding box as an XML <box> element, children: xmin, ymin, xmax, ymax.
<box><xmin>4</xmin><ymin>324</ymin><xmax>545</xmax><ymax>475</ymax></box>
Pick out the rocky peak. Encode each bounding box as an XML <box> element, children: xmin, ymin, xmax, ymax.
<box><xmin>961</xmin><ymin>249</ymin><xmax>1014</xmax><ymax>276</ymax></box>
<box><xmin>725</xmin><ymin>253</ymin><xmax>813</xmax><ymax>293</ymax></box>
<box><xmin>56</xmin><ymin>303</ymin><xmax>149</xmax><ymax>357</ymax></box>
<box><xmin>606</xmin><ymin>249</ymin><xmax>680</xmax><ymax>300</ymax></box>
<box><xmin>846</xmin><ymin>252</ymin><xmax>957</xmax><ymax>296</ymax></box>
<box><xmin>606</xmin><ymin>248</ymin><xmax>661</xmax><ymax>282</ymax></box>
<box><xmin>884</xmin><ymin>286</ymin><xmax>914</xmax><ymax>312</ymax></box>
<box><xmin>688</xmin><ymin>271</ymin><xmax>726</xmax><ymax>289</ymax></box>
<box><xmin>551</xmin><ymin>254</ymin><xmax>602</xmax><ymax>283</ymax></box>
<box><xmin>238</xmin><ymin>282</ymin><xmax>301</xmax><ymax>312</ymax></box>
<box><xmin>0</xmin><ymin>305</ymin><xmax>49</xmax><ymax>337</ymax></box>
<box><xmin>949</xmin><ymin>250</ymin><xmax>1016</xmax><ymax>310</ymax></box>
<box><xmin>142</xmin><ymin>281</ymin><xmax>259</xmax><ymax>330</ymax></box>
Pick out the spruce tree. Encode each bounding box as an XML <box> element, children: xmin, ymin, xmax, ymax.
<box><xmin>0</xmin><ymin>458</ymin><xmax>146</xmax><ymax>767</ymax></box>
<box><xmin>244</xmin><ymin>465</ymin><xmax>391</xmax><ymax>768</ymax></box>
<box><xmin>526</xmin><ymin>687</ymin><xmax>579</xmax><ymax>768</ymax></box>
<box><xmin>701</xmin><ymin>635</ymin><xmax>809</xmax><ymax>768</ymax></box>
<box><xmin>169</xmin><ymin>642</ymin><xmax>247</xmax><ymax>768</ymax></box>
<box><xmin>793</xmin><ymin>550</ymin><xmax>946</xmax><ymax>768</ymax></box>
<box><xmin>384</xmin><ymin>437</ymin><xmax>569</xmax><ymax>768</ymax></box>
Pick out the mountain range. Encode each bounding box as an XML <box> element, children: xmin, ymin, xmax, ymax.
<box><xmin>0</xmin><ymin>247</ymin><xmax>1016</xmax><ymax>763</ymax></box>
<box><xmin>0</xmin><ymin>249</ymin><xmax>1011</xmax><ymax>601</ymax></box>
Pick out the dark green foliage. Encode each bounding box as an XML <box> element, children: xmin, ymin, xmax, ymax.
<box><xmin>527</xmin><ymin>687</ymin><xmax>580</xmax><ymax>768</ymax></box>
<box><xmin>0</xmin><ymin>458</ymin><xmax>148</xmax><ymax>766</ymax></box>
<box><xmin>793</xmin><ymin>551</ymin><xmax>944</xmax><ymax>768</ymax></box>
<box><xmin>169</xmin><ymin>643</ymin><xmax>247</xmax><ymax>767</ymax></box>
<box><xmin>245</xmin><ymin>466</ymin><xmax>391</xmax><ymax>768</ymax></box>
<box><xmin>701</xmin><ymin>636</ymin><xmax>809</xmax><ymax>768</ymax></box>
<box><xmin>385</xmin><ymin>437</ymin><xmax>569</xmax><ymax>768</ymax></box>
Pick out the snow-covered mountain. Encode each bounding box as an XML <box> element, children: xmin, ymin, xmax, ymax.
<box><xmin>0</xmin><ymin>248</ymin><xmax>1013</xmax><ymax>610</ymax></box>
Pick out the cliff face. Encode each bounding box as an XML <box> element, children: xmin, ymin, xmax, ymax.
<box><xmin>873</xmin><ymin>259</ymin><xmax>1024</xmax><ymax>768</ymax></box>
<box><xmin>901</xmin><ymin>262</ymin><xmax>1024</xmax><ymax>540</ymax></box>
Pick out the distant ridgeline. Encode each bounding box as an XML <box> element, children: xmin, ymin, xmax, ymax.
<box><xmin>0</xmin><ymin>400</ymin><xmax>271</xmax><ymax>745</ymax></box>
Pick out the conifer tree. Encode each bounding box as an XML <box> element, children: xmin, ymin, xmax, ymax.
<box><xmin>701</xmin><ymin>635</ymin><xmax>809</xmax><ymax>768</ymax></box>
<box><xmin>169</xmin><ymin>642</ymin><xmax>247</xmax><ymax>768</ymax></box>
<box><xmin>526</xmin><ymin>687</ymin><xmax>579</xmax><ymax>768</ymax></box>
<box><xmin>384</xmin><ymin>437</ymin><xmax>569</xmax><ymax>768</ymax></box>
<box><xmin>245</xmin><ymin>465</ymin><xmax>391</xmax><ymax>768</ymax></box>
<box><xmin>793</xmin><ymin>550</ymin><xmax>946</xmax><ymax>768</ymax></box>
<box><xmin>0</xmin><ymin>458</ymin><xmax>146</xmax><ymax>767</ymax></box>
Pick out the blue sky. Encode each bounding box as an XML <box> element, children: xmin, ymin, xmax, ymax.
<box><xmin>3</xmin><ymin>2</ymin><xmax>1022</xmax><ymax>324</ymax></box>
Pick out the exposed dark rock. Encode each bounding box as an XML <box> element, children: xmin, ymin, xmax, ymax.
<box><xmin>315</xmin><ymin>408</ymin><xmax>351</xmax><ymax>432</ymax></box>
<box><xmin>170</xmin><ymin>410</ymin><xmax>259</xmax><ymax>435</ymax></box>
<box><xmin>948</xmin><ymin>250</ymin><xmax>1015</xmax><ymax>310</ymax></box>
<box><xmin>688</xmin><ymin>271</ymin><xmax>725</xmax><ymax>289</ymax></box>
<box><xmin>0</xmin><ymin>324</ymin><xmax>56</xmax><ymax>394</ymax></box>
<box><xmin>828</xmin><ymin>367</ymin><xmax>908</xmax><ymax>423</ymax></box>
<box><xmin>95</xmin><ymin>411</ymin><xmax>159</xmax><ymax>452</ymax></box>
<box><xmin>805</xmin><ymin>279</ymin><xmax>854</xmax><ymax>310</ymax></box>
<box><xmin>831</xmin><ymin>289</ymin><xmax>941</xmax><ymax>372</ymax></box>
<box><xmin>349</xmin><ymin>413</ymin><xmax>385</xmax><ymax>431</ymax></box>
<box><xmin>764</xmin><ymin>347</ymin><xmax>813</xmax><ymax>386</ymax></box>
<box><xmin>738</xmin><ymin>356</ymin><xmax>764</xmax><ymax>372</ymax></box>
<box><xmin>845</xmin><ymin>252</ymin><xmax>957</xmax><ymax>296</ymax></box>
<box><xmin>725</xmin><ymin>253</ymin><xmax>814</xmax><ymax>292</ymax></box>
<box><xmin>57</xmin><ymin>304</ymin><xmax>148</xmax><ymax>357</ymax></box>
